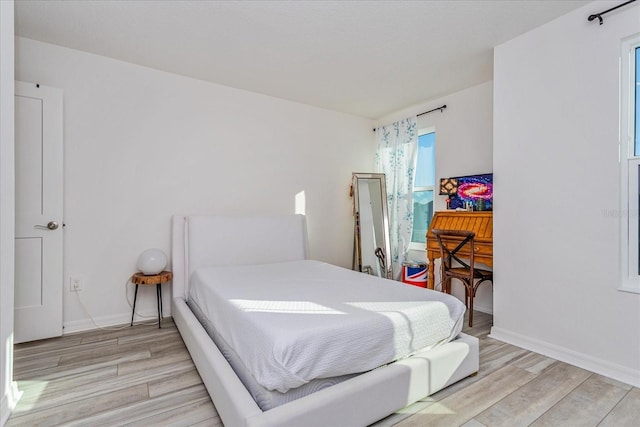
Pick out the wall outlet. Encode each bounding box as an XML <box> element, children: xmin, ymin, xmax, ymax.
<box><xmin>70</xmin><ymin>276</ymin><xmax>83</xmax><ymax>292</ymax></box>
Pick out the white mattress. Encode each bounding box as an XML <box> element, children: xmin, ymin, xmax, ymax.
<box><xmin>188</xmin><ymin>260</ymin><xmax>465</xmax><ymax>394</ymax></box>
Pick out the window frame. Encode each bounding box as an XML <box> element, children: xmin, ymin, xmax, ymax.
<box><xmin>409</xmin><ymin>127</ymin><xmax>436</xmax><ymax>251</ymax></box>
<box><xmin>619</xmin><ymin>36</ymin><xmax>640</xmax><ymax>294</ymax></box>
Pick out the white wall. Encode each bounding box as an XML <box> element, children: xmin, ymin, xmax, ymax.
<box><xmin>0</xmin><ymin>2</ymin><xmax>17</xmax><ymax>425</ymax></box>
<box><xmin>493</xmin><ymin>1</ymin><xmax>640</xmax><ymax>386</ymax></box>
<box><xmin>15</xmin><ymin>37</ymin><xmax>375</xmax><ymax>332</ymax></box>
<box><xmin>378</xmin><ymin>81</ymin><xmax>494</xmax><ymax>312</ymax></box>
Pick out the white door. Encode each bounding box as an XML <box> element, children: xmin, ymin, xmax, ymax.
<box><xmin>14</xmin><ymin>81</ymin><xmax>64</xmax><ymax>344</ymax></box>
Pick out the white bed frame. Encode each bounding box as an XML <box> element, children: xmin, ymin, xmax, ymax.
<box><xmin>171</xmin><ymin>214</ymin><xmax>479</xmax><ymax>427</ymax></box>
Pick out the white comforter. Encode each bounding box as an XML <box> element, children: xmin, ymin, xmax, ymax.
<box><xmin>188</xmin><ymin>260</ymin><xmax>465</xmax><ymax>393</ymax></box>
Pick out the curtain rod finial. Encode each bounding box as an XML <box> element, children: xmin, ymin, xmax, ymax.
<box><xmin>588</xmin><ymin>14</ymin><xmax>603</xmax><ymax>24</ymax></box>
<box><xmin>587</xmin><ymin>0</ymin><xmax>637</xmax><ymax>26</ymax></box>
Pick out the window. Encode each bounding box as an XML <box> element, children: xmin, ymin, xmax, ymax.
<box><xmin>411</xmin><ymin>130</ymin><xmax>435</xmax><ymax>247</ymax></box>
<box><xmin>620</xmin><ymin>36</ymin><xmax>640</xmax><ymax>293</ymax></box>
<box><xmin>635</xmin><ymin>45</ymin><xmax>640</xmax><ymax>156</ymax></box>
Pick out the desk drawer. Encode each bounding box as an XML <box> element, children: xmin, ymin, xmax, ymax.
<box><xmin>472</xmin><ymin>244</ymin><xmax>492</xmax><ymax>257</ymax></box>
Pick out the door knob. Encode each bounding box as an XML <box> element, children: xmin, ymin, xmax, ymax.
<box><xmin>34</xmin><ymin>221</ymin><xmax>59</xmax><ymax>230</ymax></box>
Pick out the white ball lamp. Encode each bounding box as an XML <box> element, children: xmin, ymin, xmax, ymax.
<box><xmin>137</xmin><ymin>248</ymin><xmax>168</xmax><ymax>275</ymax></box>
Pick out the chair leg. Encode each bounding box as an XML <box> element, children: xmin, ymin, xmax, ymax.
<box><xmin>468</xmin><ymin>279</ymin><xmax>492</xmax><ymax>328</ymax></box>
<box><xmin>468</xmin><ymin>288</ymin><xmax>474</xmax><ymax>327</ymax></box>
<box><xmin>444</xmin><ymin>277</ymin><xmax>451</xmax><ymax>294</ymax></box>
<box><xmin>464</xmin><ymin>284</ymin><xmax>469</xmax><ymax>308</ymax></box>
<box><xmin>440</xmin><ymin>275</ymin><xmax>447</xmax><ymax>293</ymax></box>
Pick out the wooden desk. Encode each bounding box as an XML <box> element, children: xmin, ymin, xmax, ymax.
<box><xmin>426</xmin><ymin>211</ymin><xmax>493</xmax><ymax>289</ymax></box>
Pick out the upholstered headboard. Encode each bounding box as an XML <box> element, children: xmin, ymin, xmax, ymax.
<box><xmin>171</xmin><ymin>214</ymin><xmax>309</xmax><ymax>298</ymax></box>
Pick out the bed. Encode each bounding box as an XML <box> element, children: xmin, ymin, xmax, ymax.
<box><xmin>171</xmin><ymin>214</ymin><xmax>479</xmax><ymax>427</ymax></box>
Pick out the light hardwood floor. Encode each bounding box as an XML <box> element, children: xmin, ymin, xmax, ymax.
<box><xmin>8</xmin><ymin>312</ymin><xmax>640</xmax><ymax>426</ymax></box>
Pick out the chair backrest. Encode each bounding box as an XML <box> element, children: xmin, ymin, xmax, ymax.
<box><xmin>432</xmin><ymin>229</ymin><xmax>476</xmax><ymax>272</ymax></box>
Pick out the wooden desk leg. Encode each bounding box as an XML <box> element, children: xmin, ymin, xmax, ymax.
<box><xmin>427</xmin><ymin>257</ymin><xmax>435</xmax><ymax>290</ymax></box>
<box><xmin>131</xmin><ymin>284</ymin><xmax>139</xmax><ymax>326</ymax></box>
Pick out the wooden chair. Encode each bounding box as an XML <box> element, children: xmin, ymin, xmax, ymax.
<box><xmin>432</xmin><ymin>229</ymin><xmax>493</xmax><ymax>327</ymax></box>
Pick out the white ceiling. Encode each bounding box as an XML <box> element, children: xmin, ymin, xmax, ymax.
<box><xmin>15</xmin><ymin>0</ymin><xmax>591</xmax><ymax>119</ymax></box>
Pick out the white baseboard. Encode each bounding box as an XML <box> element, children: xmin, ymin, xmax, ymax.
<box><xmin>1</xmin><ymin>393</ymin><xmax>9</xmax><ymax>426</ymax></box>
<box><xmin>490</xmin><ymin>326</ymin><xmax>640</xmax><ymax>388</ymax></box>
<box><xmin>63</xmin><ymin>308</ymin><xmax>171</xmax><ymax>335</ymax></box>
<box><xmin>1</xmin><ymin>381</ymin><xmax>22</xmax><ymax>426</ymax></box>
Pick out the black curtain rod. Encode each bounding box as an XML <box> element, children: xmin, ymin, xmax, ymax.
<box><xmin>373</xmin><ymin>104</ymin><xmax>447</xmax><ymax>131</ymax></box>
<box><xmin>418</xmin><ymin>104</ymin><xmax>447</xmax><ymax>117</ymax></box>
<box><xmin>588</xmin><ymin>0</ymin><xmax>636</xmax><ymax>25</ymax></box>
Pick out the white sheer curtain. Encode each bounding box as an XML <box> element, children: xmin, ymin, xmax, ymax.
<box><xmin>375</xmin><ymin>117</ymin><xmax>418</xmax><ymax>280</ymax></box>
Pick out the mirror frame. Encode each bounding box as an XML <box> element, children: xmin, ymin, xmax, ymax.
<box><xmin>352</xmin><ymin>172</ymin><xmax>392</xmax><ymax>279</ymax></box>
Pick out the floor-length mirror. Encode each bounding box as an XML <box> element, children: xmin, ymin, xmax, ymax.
<box><xmin>351</xmin><ymin>173</ymin><xmax>392</xmax><ymax>279</ymax></box>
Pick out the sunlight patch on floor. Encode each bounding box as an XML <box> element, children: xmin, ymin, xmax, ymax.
<box><xmin>394</xmin><ymin>396</ymin><xmax>457</xmax><ymax>416</ymax></box>
<box><xmin>416</xmin><ymin>401</ymin><xmax>457</xmax><ymax>415</ymax></box>
<box><xmin>12</xmin><ymin>380</ymin><xmax>48</xmax><ymax>412</ymax></box>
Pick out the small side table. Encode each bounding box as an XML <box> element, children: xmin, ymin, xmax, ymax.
<box><xmin>130</xmin><ymin>270</ymin><xmax>173</xmax><ymax>328</ymax></box>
